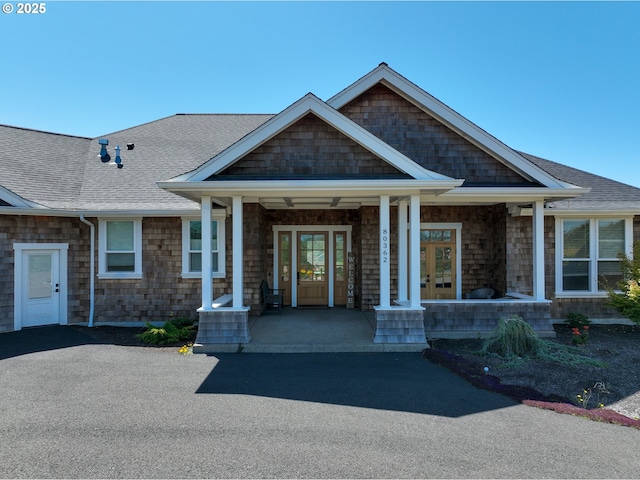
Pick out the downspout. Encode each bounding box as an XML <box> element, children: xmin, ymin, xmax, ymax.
<box><xmin>79</xmin><ymin>215</ymin><xmax>95</xmax><ymax>327</ymax></box>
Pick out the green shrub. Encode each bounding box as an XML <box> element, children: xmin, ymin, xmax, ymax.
<box><xmin>136</xmin><ymin>318</ymin><xmax>195</xmax><ymax>345</ymax></box>
<box><xmin>479</xmin><ymin>314</ymin><xmax>544</xmax><ymax>359</ymax></box>
<box><xmin>606</xmin><ymin>241</ymin><xmax>640</xmax><ymax>325</ymax></box>
<box><xmin>167</xmin><ymin>317</ymin><xmax>194</xmax><ymax>329</ymax></box>
<box><xmin>565</xmin><ymin>312</ymin><xmax>591</xmax><ymax>328</ymax></box>
<box><xmin>479</xmin><ymin>314</ymin><xmax>604</xmax><ymax>367</ymax></box>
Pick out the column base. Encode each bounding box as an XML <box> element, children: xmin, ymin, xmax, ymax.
<box><xmin>373</xmin><ymin>306</ymin><xmax>429</xmax><ymax>347</ymax></box>
<box><xmin>196</xmin><ymin>308</ymin><xmax>251</xmax><ymax>344</ymax></box>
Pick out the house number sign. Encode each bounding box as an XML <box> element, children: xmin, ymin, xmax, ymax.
<box><xmin>347</xmin><ymin>254</ymin><xmax>355</xmax><ymax>308</ymax></box>
<box><xmin>381</xmin><ymin>228</ymin><xmax>389</xmax><ymax>264</ymax></box>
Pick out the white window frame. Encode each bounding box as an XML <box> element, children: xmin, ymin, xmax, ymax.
<box><xmin>98</xmin><ymin>218</ymin><xmax>143</xmax><ymax>279</ymax></box>
<box><xmin>181</xmin><ymin>214</ymin><xmax>226</xmax><ymax>279</ymax></box>
<box><xmin>555</xmin><ymin>216</ymin><xmax>633</xmax><ymax>297</ymax></box>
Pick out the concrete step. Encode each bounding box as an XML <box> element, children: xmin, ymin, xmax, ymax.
<box><xmin>193</xmin><ymin>342</ymin><xmax>428</xmax><ymax>354</ymax></box>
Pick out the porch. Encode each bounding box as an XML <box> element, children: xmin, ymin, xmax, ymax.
<box><xmin>193</xmin><ymin>297</ymin><xmax>554</xmax><ymax>354</ymax></box>
<box><xmin>194</xmin><ymin>307</ymin><xmax>421</xmax><ymax>354</ymax></box>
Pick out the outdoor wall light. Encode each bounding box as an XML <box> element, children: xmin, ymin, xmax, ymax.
<box><xmin>98</xmin><ymin>139</ymin><xmax>110</xmax><ymax>163</ymax></box>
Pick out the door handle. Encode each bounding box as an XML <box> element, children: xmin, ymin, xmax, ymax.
<box><xmin>55</xmin><ymin>283</ymin><xmax>59</xmax><ymax>293</ymax></box>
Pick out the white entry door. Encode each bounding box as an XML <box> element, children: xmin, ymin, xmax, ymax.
<box><xmin>14</xmin><ymin>244</ymin><xmax>68</xmax><ymax>330</ymax></box>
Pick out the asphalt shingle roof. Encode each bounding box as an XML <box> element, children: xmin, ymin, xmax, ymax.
<box><xmin>520</xmin><ymin>152</ymin><xmax>640</xmax><ymax>211</ymax></box>
<box><xmin>0</xmin><ymin>125</ymin><xmax>91</xmax><ymax>208</ymax></box>
<box><xmin>1</xmin><ymin>114</ymin><xmax>274</xmax><ymax>211</ymax></box>
<box><xmin>77</xmin><ymin>114</ymin><xmax>274</xmax><ymax>211</ymax></box>
<box><xmin>1</xmin><ymin>116</ymin><xmax>639</xmax><ymax>213</ymax></box>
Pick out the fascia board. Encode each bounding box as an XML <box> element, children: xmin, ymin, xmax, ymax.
<box><xmin>328</xmin><ymin>65</ymin><xmax>567</xmax><ymax>189</ymax></box>
<box><xmin>159</xmin><ymin>179</ymin><xmax>463</xmax><ymax>197</ymax></box>
<box><xmin>0</xmin><ymin>186</ymin><xmax>44</xmax><ymax>208</ymax></box>
<box><xmin>439</xmin><ymin>186</ymin><xmax>591</xmax><ymax>202</ymax></box>
<box><xmin>183</xmin><ymin>94</ymin><xmax>453</xmax><ymax>182</ymax></box>
<box><xmin>0</xmin><ymin>208</ymin><xmax>201</xmax><ymax>217</ymax></box>
<box><xmin>525</xmin><ymin>209</ymin><xmax>640</xmax><ymax>217</ymax></box>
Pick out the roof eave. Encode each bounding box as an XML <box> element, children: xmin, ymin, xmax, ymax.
<box><xmin>158</xmin><ymin>178</ymin><xmax>464</xmax><ymax>202</ymax></box>
<box><xmin>0</xmin><ymin>207</ymin><xmax>201</xmax><ymax>217</ymax></box>
<box><xmin>438</xmin><ymin>186</ymin><xmax>591</xmax><ymax>204</ymax></box>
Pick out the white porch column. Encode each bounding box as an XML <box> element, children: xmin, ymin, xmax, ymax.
<box><xmin>232</xmin><ymin>196</ymin><xmax>244</xmax><ymax>308</ymax></box>
<box><xmin>532</xmin><ymin>200</ymin><xmax>546</xmax><ymax>300</ymax></box>
<box><xmin>200</xmin><ymin>196</ymin><xmax>213</xmax><ymax>311</ymax></box>
<box><xmin>379</xmin><ymin>195</ymin><xmax>391</xmax><ymax>307</ymax></box>
<box><xmin>409</xmin><ymin>195</ymin><xmax>422</xmax><ymax>307</ymax></box>
<box><xmin>397</xmin><ymin>200</ymin><xmax>408</xmax><ymax>303</ymax></box>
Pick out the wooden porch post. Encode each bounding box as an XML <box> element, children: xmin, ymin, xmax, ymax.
<box><xmin>409</xmin><ymin>194</ymin><xmax>421</xmax><ymax>307</ymax></box>
<box><xmin>200</xmin><ymin>196</ymin><xmax>213</xmax><ymax>311</ymax></box>
<box><xmin>397</xmin><ymin>200</ymin><xmax>408</xmax><ymax>303</ymax></box>
<box><xmin>232</xmin><ymin>196</ymin><xmax>244</xmax><ymax>308</ymax></box>
<box><xmin>532</xmin><ymin>200</ymin><xmax>546</xmax><ymax>300</ymax></box>
<box><xmin>379</xmin><ymin>195</ymin><xmax>391</xmax><ymax>307</ymax></box>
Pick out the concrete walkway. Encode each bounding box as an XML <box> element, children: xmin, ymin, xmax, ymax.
<box><xmin>194</xmin><ymin>307</ymin><xmax>428</xmax><ymax>354</ymax></box>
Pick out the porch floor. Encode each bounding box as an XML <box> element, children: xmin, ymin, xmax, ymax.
<box><xmin>193</xmin><ymin>306</ymin><xmax>429</xmax><ymax>354</ymax></box>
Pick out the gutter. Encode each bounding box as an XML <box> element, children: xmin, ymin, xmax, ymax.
<box><xmin>79</xmin><ymin>215</ymin><xmax>95</xmax><ymax>327</ymax></box>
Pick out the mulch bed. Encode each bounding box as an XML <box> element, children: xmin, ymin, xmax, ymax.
<box><xmin>423</xmin><ymin>325</ymin><xmax>640</xmax><ymax>430</ymax></box>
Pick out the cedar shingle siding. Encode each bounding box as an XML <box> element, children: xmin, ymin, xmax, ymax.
<box><xmin>0</xmin><ymin>216</ymin><xmax>90</xmax><ymax>332</ymax></box>
<box><xmin>0</xmin><ymin>216</ymin><xmax>210</xmax><ymax>331</ymax></box>
<box><xmin>340</xmin><ymin>84</ymin><xmax>537</xmax><ymax>186</ymax></box>
<box><xmin>216</xmin><ymin>113</ymin><xmax>408</xmax><ymax>179</ymax></box>
<box><xmin>95</xmin><ymin>218</ymin><xmax>202</xmax><ymax>323</ymax></box>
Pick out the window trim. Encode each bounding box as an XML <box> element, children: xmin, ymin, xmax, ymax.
<box><xmin>181</xmin><ymin>214</ymin><xmax>226</xmax><ymax>279</ymax></box>
<box><xmin>98</xmin><ymin>218</ymin><xmax>143</xmax><ymax>279</ymax></box>
<box><xmin>555</xmin><ymin>216</ymin><xmax>633</xmax><ymax>297</ymax></box>
<box><xmin>420</xmin><ymin>222</ymin><xmax>462</xmax><ymax>300</ymax></box>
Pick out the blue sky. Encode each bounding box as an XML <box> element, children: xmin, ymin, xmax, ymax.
<box><xmin>2</xmin><ymin>1</ymin><xmax>639</xmax><ymax>187</ymax></box>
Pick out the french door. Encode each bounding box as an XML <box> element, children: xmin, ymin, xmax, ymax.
<box><xmin>275</xmin><ymin>226</ymin><xmax>351</xmax><ymax>307</ymax></box>
<box><xmin>420</xmin><ymin>229</ymin><xmax>457</xmax><ymax>299</ymax></box>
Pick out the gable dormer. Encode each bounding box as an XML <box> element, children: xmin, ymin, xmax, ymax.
<box><xmin>339</xmin><ymin>83</ymin><xmax>539</xmax><ymax>187</ymax></box>
<box><xmin>213</xmin><ymin>112</ymin><xmax>411</xmax><ymax>180</ymax></box>
<box><xmin>328</xmin><ymin>63</ymin><xmax>568</xmax><ymax>189</ymax></box>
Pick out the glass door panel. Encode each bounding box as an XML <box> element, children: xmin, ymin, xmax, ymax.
<box><xmin>279</xmin><ymin>232</ymin><xmax>292</xmax><ymax>305</ymax></box>
<box><xmin>298</xmin><ymin>232</ymin><xmax>328</xmax><ymax>305</ymax></box>
<box><xmin>334</xmin><ymin>232</ymin><xmax>347</xmax><ymax>306</ymax></box>
<box><xmin>420</xmin><ymin>229</ymin><xmax>456</xmax><ymax>299</ymax></box>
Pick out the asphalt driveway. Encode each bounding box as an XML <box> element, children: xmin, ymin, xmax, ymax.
<box><xmin>1</xmin><ymin>326</ymin><xmax>639</xmax><ymax>478</ymax></box>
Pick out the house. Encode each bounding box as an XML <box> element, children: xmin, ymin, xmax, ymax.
<box><xmin>1</xmin><ymin>63</ymin><xmax>639</xmax><ymax>347</ymax></box>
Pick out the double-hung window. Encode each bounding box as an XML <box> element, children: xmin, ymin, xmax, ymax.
<box><xmin>557</xmin><ymin>217</ymin><xmax>632</xmax><ymax>295</ymax></box>
<box><xmin>182</xmin><ymin>217</ymin><xmax>225</xmax><ymax>278</ymax></box>
<box><xmin>98</xmin><ymin>219</ymin><xmax>142</xmax><ymax>278</ymax></box>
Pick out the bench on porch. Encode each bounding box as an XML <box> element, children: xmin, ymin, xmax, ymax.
<box><xmin>260</xmin><ymin>280</ymin><xmax>284</xmax><ymax>314</ymax></box>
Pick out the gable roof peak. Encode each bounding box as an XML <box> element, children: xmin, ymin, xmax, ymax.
<box><xmin>328</xmin><ymin>65</ymin><xmax>568</xmax><ymax>189</ymax></box>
